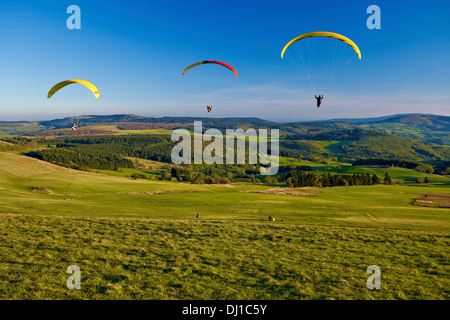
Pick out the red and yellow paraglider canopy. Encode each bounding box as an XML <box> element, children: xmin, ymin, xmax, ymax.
<box><xmin>182</xmin><ymin>60</ymin><xmax>238</xmax><ymax>78</ymax></box>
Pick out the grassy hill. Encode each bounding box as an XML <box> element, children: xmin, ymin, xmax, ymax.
<box><xmin>1</xmin><ymin>151</ymin><xmax>448</xmax><ymax>225</ymax></box>
<box><xmin>339</xmin><ymin>135</ymin><xmax>447</xmax><ymax>161</ymax></box>
<box><xmin>0</xmin><ymin>151</ymin><xmax>449</xmax><ymax>299</ymax></box>
<box><xmin>326</xmin><ymin>114</ymin><xmax>450</xmax><ymax>145</ymax></box>
<box><xmin>0</xmin><ymin>121</ymin><xmax>44</xmax><ymax>137</ymax></box>
<box><xmin>1</xmin><ymin>113</ymin><xmax>449</xmax><ymax>300</ymax></box>
<box><xmin>368</xmin><ymin>114</ymin><xmax>450</xmax><ymax>146</ymax></box>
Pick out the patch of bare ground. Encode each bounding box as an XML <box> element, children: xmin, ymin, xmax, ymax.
<box><xmin>33</xmin><ymin>186</ymin><xmax>56</xmax><ymax>195</ymax></box>
<box><xmin>240</xmin><ymin>187</ymin><xmax>319</xmax><ymax>196</ymax></box>
<box><xmin>412</xmin><ymin>193</ymin><xmax>450</xmax><ymax>208</ymax></box>
<box><xmin>117</xmin><ymin>190</ymin><xmax>209</xmax><ymax>195</ymax></box>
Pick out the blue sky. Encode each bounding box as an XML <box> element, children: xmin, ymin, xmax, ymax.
<box><xmin>0</xmin><ymin>0</ymin><xmax>449</xmax><ymax>122</ymax></box>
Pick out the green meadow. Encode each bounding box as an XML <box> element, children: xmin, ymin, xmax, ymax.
<box><xmin>0</xmin><ymin>152</ymin><xmax>449</xmax><ymax>299</ymax></box>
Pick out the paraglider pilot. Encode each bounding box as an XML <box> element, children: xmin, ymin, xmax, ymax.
<box><xmin>206</xmin><ymin>105</ymin><xmax>212</xmax><ymax>113</ymax></box>
<box><xmin>315</xmin><ymin>95</ymin><xmax>324</xmax><ymax>108</ymax></box>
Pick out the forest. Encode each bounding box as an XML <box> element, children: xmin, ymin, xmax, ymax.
<box><xmin>5</xmin><ymin>130</ymin><xmax>443</xmax><ymax>186</ymax></box>
<box><xmin>1</xmin><ymin>115</ymin><xmax>448</xmax><ymax>184</ymax></box>
<box><xmin>286</xmin><ymin>170</ymin><xmax>389</xmax><ymax>188</ymax></box>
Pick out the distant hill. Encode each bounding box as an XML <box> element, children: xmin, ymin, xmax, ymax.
<box><xmin>365</xmin><ymin>114</ymin><xmax>450</xmax><ymax>145</ymax></box>
<box><xmin>325</xmin><ymin>113</ymin><xmax>431</xmax><ymax>123</ymax></box>
<box><xmin>2</xmin><ymin>112</ymin><xmax>449</xmax><ymax>176</ymax></box>
<box><xmin>1</xmin><ymin>113</ymin><xmax>447</xmax><ymax>138</ymax></box>
<box><xmin>280</xmin><ymin>114</ymin><xmax>450</xmax><ymax>146</ymax></box>
<box><xmin>37</xmin><ymin>114</ymin><xmax>275</xmax><ymax>129</ymax></box>
<box><xmin>1</xmin><ymin>113</ymin><xmax>449</xmax><ymax>161</ymax></box>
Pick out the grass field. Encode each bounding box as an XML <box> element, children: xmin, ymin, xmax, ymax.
<box><xmin>0</xmin><ymin>122</ymin><xmax>44</xmax><ymax>136</ymax></box>
<box><xmin>0</xmin><ymin>151</ymin><xmax>449</xmax><ymax>299</ymax></box>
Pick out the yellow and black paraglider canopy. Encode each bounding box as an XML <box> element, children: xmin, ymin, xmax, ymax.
<box><xmin>47</xmin><ymin>79</ymin><xmax>100</xmax><ymax>99</ymax></box>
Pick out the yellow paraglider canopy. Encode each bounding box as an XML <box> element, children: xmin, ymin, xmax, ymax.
<box><xmin>281</xmin><ymin>31</ymin><xmax>361</xmax><ymax>60</ymax></box>
<box><xmin>47</xmin><ymin>79</ymin><xmax>100</xmax><ymax>99</ymax></box>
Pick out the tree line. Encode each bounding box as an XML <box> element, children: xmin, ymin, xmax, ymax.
<box><xmin>285</xmin><ymin>171</ymin><xmax>394</xmax><ymax>188</ymax></box>
<box><xmin>352</xmin><ymin>158</ymin><xmax>436</xmax><ymax>174</ymax></box>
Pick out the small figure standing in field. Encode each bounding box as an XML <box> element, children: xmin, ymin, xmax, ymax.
<box><xmin>196</xmin><ymin>213</ymin><xmax>199</xmax><ymax>218</ymax></box>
